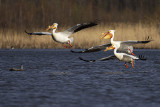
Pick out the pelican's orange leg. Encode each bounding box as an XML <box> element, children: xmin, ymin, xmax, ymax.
<box><xmin>129</xmin><ymin>49</ymin><xmax>135</xmax><ymax>56</ymax></box>
<box><xmin>131</xmin><ymin>60</ymin><xmax>134</xmax><ymax>68</ymax></box>
<box><xmin>63</xmin><ymin>44</ymin><xmax>68</xmax><ymax>48</ymax></box>
<box><xmin>125</xmin><ymin>63</ymin><xmax>128</xmax><ymax>68</ymax></box>
<box><xmin>68</xmin><ymin>40</ymin><xmax>72</xmax><ymax>47</ymax></box>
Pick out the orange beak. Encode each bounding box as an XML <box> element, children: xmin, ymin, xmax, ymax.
<box><xmin>104</xmin><ymin>45</ymin><xmax>115</xmax><ymax>51</ymax></box>
<box><xmin>46</xmin><ymin>25</ymin><xmax>56</xmax><ymax>31</ymax></box>
<box><xmin>101</xmin><ymin>32</ymin><xmax>113</xmax><ymax>39</ymax></box>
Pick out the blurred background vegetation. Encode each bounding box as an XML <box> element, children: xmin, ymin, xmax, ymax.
<box><xmin>0</xmin><ymin>0</ymin><xmax>160</xmax><ymax>49</ymax></box>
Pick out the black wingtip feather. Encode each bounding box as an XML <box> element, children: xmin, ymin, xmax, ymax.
<box><xmin>73</xmin><ymin>20</ymin><xmax>99</xmax><ymax>33</ymax></box>
<box><xmin>79</xmin><ymin>57</ymin><xmax>95</xmax><ymax>62</ymax></box>
<box><xmin>138</xmin><ymin>55</ymin><xmax>147</xmax><ymax>60</ymax></box>
<box><xmin>139</xmin><ymin>40</ymin><xmax>151</xmax><ymax>43</ymax></box>
<box><xmin>70</xmin><ymin>48</ymin><xmax>102</xmax><ymax>53</ymax></box>
<box><xmin>25</xmin><ymin>30</ymin><xmax>32</xmax><ymax>35</ymax></box>
<box><xmin>145</xmin><ymin>36</ymin><xmax>153</xmax><ymax>41</ymax></box>
<box><xmin>70</xmin><ymin>50</ymin><xmax>83</xmax><ymax>53</ymax></box>
<box><xmin>137</xmin><ymin>36</ymin><xmax>153</xmax><ymax>44</ymax></box>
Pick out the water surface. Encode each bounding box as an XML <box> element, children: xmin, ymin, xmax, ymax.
<box><xmin>0</xmin><ymin>49</ymin><xmax>160</xmax><ymax>107</ymax></box>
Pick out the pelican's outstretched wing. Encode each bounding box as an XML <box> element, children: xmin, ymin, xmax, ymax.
<box><xmin>63</xmin><ymin>20</ymin><xmax>99</xmax><ymax>36</ymax></box>
<box><xmin>121</xmin><ymin>40</ymin><xmax>151</xmax><ymax>46</ymax></box>
<box><xmin>25</xmin><ymin>30</ymin><xmax>52</xmax><ymax>36</ymax></box>
<box><xmin>71</xmin><ymin>43</ymin><xmax>112</xmax><ymax>53</ymax></box>
<box><xmin>79</xmin><ymin>55</ymin><xmax>116</xmax><ymax>62</ymax></box>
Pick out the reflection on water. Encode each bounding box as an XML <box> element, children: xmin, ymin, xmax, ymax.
<box><xmin>0</xmin><ymin>49</ymin><xmax>160</xmax><ymax>107</ymax></box>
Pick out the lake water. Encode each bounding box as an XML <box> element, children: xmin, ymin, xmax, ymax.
<box><xmin>0</xmin><ymin>49</ymin><xmax>160</xmax><ymax>107</ymax></box>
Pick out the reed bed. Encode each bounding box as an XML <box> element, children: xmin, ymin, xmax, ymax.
<box><xmin>0</xmin><ymin>23</ymin><xmax>159</xmax><ymax>49</ymax></box>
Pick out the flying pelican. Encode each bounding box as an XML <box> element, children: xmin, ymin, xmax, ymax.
<box><xmin>71</xmin><ymin>30</ymin><xmax>151</xmax><ymax>53</ymax></box>
<box><xmin>79</xmin><ymin>45</ymin><xmax>146</xmax><ymax>68</ymax></box>
<box><xmin>101</xmin><ymin>30</ymin><xmax>151</xmax><ymax>55</ymax></box>
<box><xmin>25</xmin><ymin>21</ymin><xmax>98</xmax><ymax>48</ymax></box>
<box><xmin>106</xmin><ymin>45</ymin><xmax>144</xmax><ymax>68</ymax></box>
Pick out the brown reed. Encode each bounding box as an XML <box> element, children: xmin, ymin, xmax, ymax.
<box><xmin>0</xmin><ymin>23</ymin><xmax>159</xmax><ymax>49</ymax></box>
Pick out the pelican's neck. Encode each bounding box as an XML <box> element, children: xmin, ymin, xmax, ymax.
<box><xmin>52</xmin><ymin>29</ymin><xmax>56</xmax><ymax>34</ymax></box>
<box><xmin>114</xmin><ymin>47</ymin><xmax>121</xmax><ymax>60</ymax></box>
<box><xmin>51</xmin><ymin>29</ymin><xmax>57</xmax><ymax>41</ymax></box>
<box><xmin>114</xmin><ymin>47</ymin><xmax>118</xmax><ymax>55</ymax></box>
<box><xmin>111</xmin><ymin>32</ymin><xmax>115</xmax><ymax>44</ymax></box>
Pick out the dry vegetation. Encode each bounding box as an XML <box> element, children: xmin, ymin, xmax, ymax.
<box><xmin>0</xmin><ymin>0</ymin><xmax>159</xmax><ymax>49</ymax></box>
<box><xmin>0</xmin><ymin>23</ymin><xmax>159</xmax><ymax>49</ymax></box>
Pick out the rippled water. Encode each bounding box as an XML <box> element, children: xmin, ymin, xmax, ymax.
<box><xmin>0</xmin><ymin>49</ymin><xmax>160</xmax><ymax>107</ymax></box>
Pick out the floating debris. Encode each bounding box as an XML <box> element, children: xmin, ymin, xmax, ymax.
<box><xmin>9</xmin><ymin>65</ymin><xmax>24</xmax><ymax>71</ymax></box>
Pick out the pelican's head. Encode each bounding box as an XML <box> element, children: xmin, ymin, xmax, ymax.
<box><xmin>46</xmin><ymin>23</ymin><xmax>58</xmax><ymax>31</ymax></box>
<box><xmin>101</xmin><ymin>30</ymin><xmax>115</xmax><ymax>39</ymax></box>
<box><xmin>104</xmin><ymin>45</ymin><xmax>115</xmax><ymax>52</ymax></box>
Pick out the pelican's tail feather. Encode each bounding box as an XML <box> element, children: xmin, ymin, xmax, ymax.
<box><xmin>70</xmin><ymin>37</ymin><xmax>74</xmax><ymax>43</ymax></box>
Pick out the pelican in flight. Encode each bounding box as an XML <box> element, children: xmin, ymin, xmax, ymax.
<box><xmin>25</xmin><ymin>21</ymin><xmax>98</xmax><ymax>48</ymax></box>
<box><xmin>71</xmin><ymin>30</ymin><xmax>151</xmax><ymax>53</ymax></box>
<box><xmin>108</xmin><ymin>45</ymin><xmax>140</xmax><ymax>68</ymax></box>
<box><xmin>79</xmin><ymin>45</ymin><xmax>146</xmax><ymax>68</ymax></box>
<box><xmin>101</xmin><ymin>30</ymin><xmax>151</xmax><ymax>55</ymax></box>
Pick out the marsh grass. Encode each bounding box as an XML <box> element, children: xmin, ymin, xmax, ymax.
<box><xmin>0</xmin><ymin>23</ymin><xmax>159</xmax><ymax>49</ymax></box>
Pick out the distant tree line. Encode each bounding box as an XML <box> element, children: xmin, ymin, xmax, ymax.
<box><xmin>0</xmin><ymin>0</ymin><xmax>160</xmax><ymax>31</ymax></box>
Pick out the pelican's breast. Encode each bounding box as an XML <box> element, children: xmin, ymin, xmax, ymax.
<box><xmin>115</xmin><ymin>53</ymin><xmax>123</xmax><ymax>61</ymax></box>
<box><xmin>122</xmin><ymin>55</ymin><xmax>132</xmax><ymax>63</ymax></box>
<box><xmin>53</xmin><ymin>32</ymin><xmax>69</xmax><ymax>43</ymax></box>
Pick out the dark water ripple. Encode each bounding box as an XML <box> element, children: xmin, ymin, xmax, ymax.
<box><xmin>0</xmin><ymin>49</ymin><xmax>160</xmax><ymax>107</ymax></box>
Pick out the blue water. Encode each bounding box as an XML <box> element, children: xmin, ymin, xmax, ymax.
<box><xmin>0</xmin><ymin>49</ymin><xmax>160</xmax><ymax>107</ymax></box>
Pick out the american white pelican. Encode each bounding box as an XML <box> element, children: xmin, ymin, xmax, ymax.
<box><xmin>101</xmin><ymin>30</ymin><xmax>151</xmax><ymax>55</ymax></box>
<box><xmin>71</xmin><ymin>30</ymin><xmax>151</xmax><ymax>53</ymax></box>
<box><xmin>25</xmin><ymin>21</ymin><xmax>98</xmax><ymax>48</ymax></box>
<box><xmin>79</xmin><ymin>45</ymin><xmax>146</xmax><ymax>68</ymax></box>
<box><xmin>107</xmin><ymin>45</ymin><xmax>141</xmax><ymax>68</ymax></box>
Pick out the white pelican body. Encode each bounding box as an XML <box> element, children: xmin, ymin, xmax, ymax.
<box><xmin>51</xmin><ymin>27</ymin><xmax>74</xmax><ymax>44</ymax></box>
<box><xmin>113</xmin><ymin>45</ymin><xmax>138</xmax><ymax>62</ymax></box>
<box><xmin>25</xmin><ymin>21</ymin><xmax>98</xmax><ymax>48</ymax></box>
<box><xmin>112</xmin><ymin>44</ymin><xmax>139</xmax><ymax>68</ymax></box>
